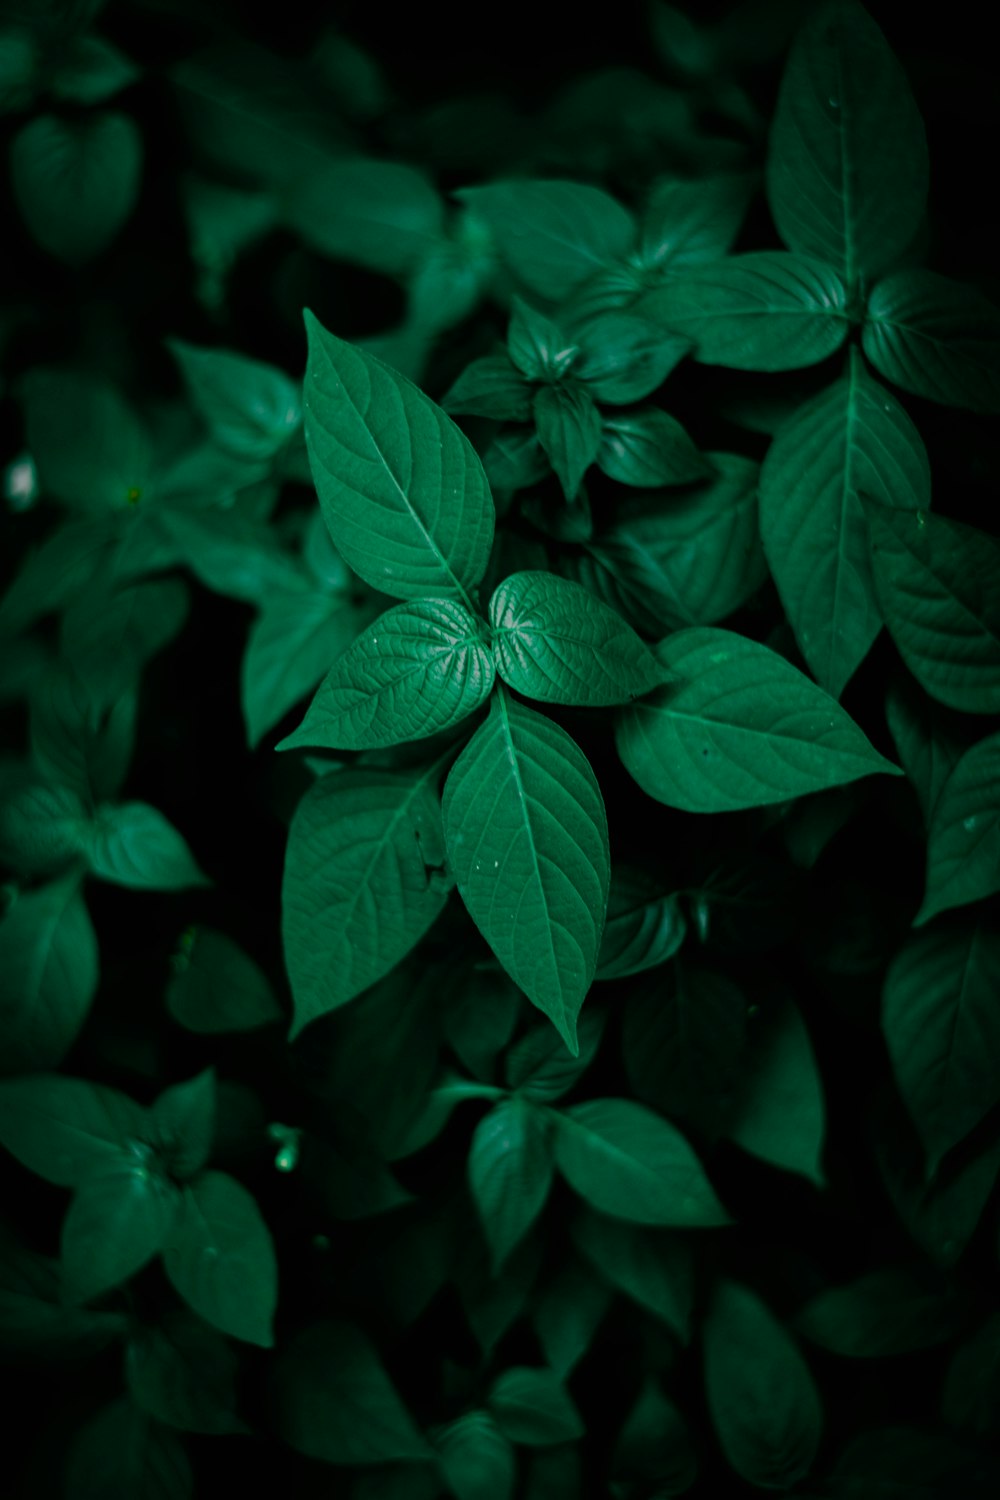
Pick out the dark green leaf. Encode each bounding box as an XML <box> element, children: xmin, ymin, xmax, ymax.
<box><xmin>0</xmin><ymin>1227</ymin><xmax>126</xmax><ymax>1359</ymax></box>
<box><xmin>442</xmin><ymin>354</ymin><xmax>534</xmax><ymax>422</ymax></box>
<box><xmin>703</xmin><ymin>1279</ymin><xmax>823</xmax><ymax>1489</ymax></box>
<box><xmin>126</xmin><ymin>1309</ymin><xmax>244</xmax><ymax>1435</ymax></box>
<box><xmin>150</xmin><ymin>1071</ymin><xmax>215</xmax><ymax>1181</ymax></box>
<box><xmin>0</xmin><ymin>875</ymin><xmax>98</xmax><ymax>1074</ymax></box>
<box><xmin>282</xmin><ymin>764</ymin><xmax>450</xmax><ymax>1036</ymax></box>
<box><xmin>574</xmin><ymin>313</ymin><xmax>690</xmax><ymax>405</ymax></box>
<box><xmin>488</xmin><ymin>1366</ymin><xmax>584</xmax><ymax>1446</ymax></box>
<box><xmin>612</xmin><ymin>1378</ymin><xmax>698</xmax><ymax>1492</ymax></box>
<box><xmin>553</xmin><ymin>1098</ymin><xmax>730</xmax><ymax>1227</ymax></box>
<box><xmin>572</xmin><ymin>1211</ymin><xmax>694</xmax><ymax>1339</ymax></box>
<box><xmin>507</xmin><ymin>298</ymin><xmax>578</xmax><ymax>381</ymax></box>
<box><xmin>760</xmin><ymin>350</ymin><xmax>930</xmax><ymax>697</ymax></box>
<box><xmin>303</xmin><ymin>312</ymin><xmax>494</xmax><ymax>600</ymax></box>
<box><xmin>482</xmin><ymin>426</ymin><xmax>551</xmax><ymax>496</ymax></box>
<box><xmin>505</xmin><ymin>1007</ymin><xmax>606</xmax><ymax>1102</ymax></box>
<box><xmin>469</xmin><ymin>1096</ymin><xmax>554</xmax><ymax>1271</ymax></box>
<box><xmin>0</xmin><ymin>519</ymin><xmax>118</xmax><ymax>635</ymax></box>
<box><xmin>166</xmin><ymin>926</ymin><xmax>281</xmax><ymax>1034</ymax></box>
<box><xmin>917</xmin><ymin>736</ymin><xmax>1000</xmax><ymax>924</ymax></box>
<box><xmin>885</xmin><ymin>677</ymin><xmax>967</xmax><ymax>826</ymax></box>
<box><xmin>61</xmin><ymin>579</ymin><xmax>189</xmax><ymax>707</ymax></box>
<box><xmin>442</xmin><ymin>691</ymin><xmax>610</xmax><ymax>1054</ymax></box>
<box><xmin>30</xmin><ymin>668</ymin><xmax>137</xmax><ymax>803</ymax></box>
<box><xmin>62</xmin><ymin>1163</ymin><xmax>180</xmax><ymax>1303</ymax></box>
<box><xmin>156</xmin><ymin>509</ymin><xmax>307</xmax><ymax>605</ymax></box>
<box><xmin>20</xmin><ymin>370</ymin><xmax>149</xmax><ymax>513</ymax></box>
<box><xmin>596</xmin><ymin>866</ymin><xmax>687</xmax><ymax>981</ymax></box>
<box><xmin>50</xmin><ymin>35</ymin><xmax>139</xmax><ymax>105</ymax></box>
<box><xmin>0</xmin><ymin>1074</ymin><xmax>147</xmax><ymax>1187</ymax></box>
<box><xmin>863</xmin><ymin>270</ymin><xmax>1000</xmax><ymax>412</ymax></box>
<box><xmin>84</xmin><ymin>803</ymin><xmax>208</xmax><ymax>891</ymax></box>
<box><xmin>285</xmin><ymin>158</ymin><xmax>444</xmax><ymax>276</ymax></box>
<box><xmin>0</xmin><ymin>780</ymin><xmax>89</xmax><ymax>877</ymax></box>
<box><xmin>533</xmin><ymin>1258</ymin><xmax>611</xmax><ymax>1376</ymax></box>
<box><xmin>163</xmin><ymin>1171</ymin><xmax>277</xmax><ymax>1346</ymax></box>
<box><xmin>11</xmin><ymin>111</ymin><xmax>142</xmax><ymax>263</ymax></box>
<box><xmin>616</xmin><ymin>627</ymin><xmax>901</xmax><ymax>811</ymax></box>
<box><xmin>641</xmin><ymin>252</ymin><xmax>849</xmax><ymax>371</ymax></box>
<box><xmin>242</xmin><ymin>590</ymin><xmax>368</xmax><ymax>749</ymax></box>
<box><xmin>66</xmin><ymin>1397</ymin><xmax>192</xmax><ymax>1500</ymax></box>
<box><xmin>794</xmin><ymin>1266</ymin><xmax>967</xmax><ymax>1357</ymax></box>
<box><xmin>727</xmin><ymin>998</ymin><xmax>827</xmax><ymax>1186</ymax></box>
<box><xmin>534</xmin><ymin>383</ymin><xmax>603</xmax><ymax>502</ymax></box>
<box><xmin>168</xmin><ymin>341</ymin><xmax>300</xmax><ymax>461</ymax></box>
<box><xmin>597</xmin><ymin>408</ymin><xmax>710</xmax><ymax>488</ymax></box>
<box><xmin>489</xmin><ymin>570</ymin><xmax>663</xmax><ymax>707</ymax></box>
<box><xmin>637</xmin><ymin>170</ymin><xmax>755</xmax><ymax>271</ymax></box>
<box><xmin>437</xmin><ymin>1410</ymin><xmax>515</xmax><ymax>1500</ymax></box>
<box><xmin>941</xmin><ymin>1312</ymin><xmax>1000</xmax><ymax>1437</ymax></box>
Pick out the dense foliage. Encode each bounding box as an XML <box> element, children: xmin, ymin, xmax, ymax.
<box><xmin>1</xmin><ymin>1</ymin><xmax>999</xmax><ymax>1495</ymax></box>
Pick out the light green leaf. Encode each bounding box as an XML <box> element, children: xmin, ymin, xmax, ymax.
<box><xmin>150</xmin><ymin>1070</ymin><xmax>215</xmax><ymax>1181</ymax></box>
<box><xmin>166</xmin><ymin>926</ymin><xmax>281</xmax><ymax>1034</ymax></box>
<box><xmin>863</xmin><ymin>270</ymin><xmax>1000</xmax><ymax>412</ymax></box>
<box><xmin>488</xmin><ymin>1366</ymin><xmax>584</xmax><ymax>1447</ymax></box>
<box><xmin>727</xmin><ymin>998</ymin><xmax>826</xmax><ymax>1186</ymax></box>
<box><xmin>882</xmin><ymin>924</ymin><xmax>1000</xmax><ymax>1168</ymax></box>
<box><xmin>794</xmin><ymin>1266</ymin><xmax>967</xmax><ymax>1357</ymax></box>
<box><xmin>282</xmin><ymin>763</ymin><xmax>450</xmax><ymax>1035</ymax></box>
<box><xmin>284</xmin><ymin>157</ymin><xmax>444</xmax><ymax>276</ymax></box>
<box><xmin>84</xmin><ymin>803</ymin><xmax>209</xmax><ymax>891</ymax></box>
<box><xmin>66</xmin><ymin>1397</ymin><xmax>192</xmax><ymax>1500</ymax></box>
<box><xmin>242</xmin><ymin>590</ymin><xmax>369</xmax><ymax>749</ymax></box>
<box><xmin>272</xmin><ymin>1318</ymin><xmax>432</xmax><ymax>1464</ymax></box>
<box><xmin>552</xmin><ymin>1098</ymin><xmax>731</xmax><ymax>1226</ymax></box>
<box><xmin>862</xmin><ymin>497</ymin><xmax>1000</xmax><ymax>715</ymax></box>
<box><xmin>457</xmin><ymin>179</ymin><xmax>635</xmax><ymax>300</ymax></box>
<box><xmin>469</xmin><ymin>1096</ymin><xmax>555</xmax><ymax>1272</ymax></box>
<box><xmin>442</xmin><ymin>691</ymin><xmax>610</xmax><ymax>1053</ymax></box>
<box><xmin>533</xmin><ymin>383</ymin><xmax>602</xmax><ymax>502</ymax></box>
<box><xmin>0</xmin><ymin>1074</ymin><xmax>147</xmax><ymax>1187</ymax></box>
<box><xmin>760</xmin><ymin>349</ymin><xmax>931</xmax><ymax>698</ymax></box>
<box><xmin>767</xmin><ymin>0</ymin><xmax>928</xmax><ymax>282</ymax></box>
<box><xmin>0</xmin><ymin>781</ymin><xmax>89</xmax><ymax>877</ymax></box>
<box><xmin>616</xmin><ymin>627</ymin><xmax>901</xmax><ymax>811</ymax></box>
<box><xmin>917</xmin><ymin>736</ymin><xmax>1000</xmax><ymax>924</ymax></box>
<box><xmin>11</xmin><ymin>110</ymin><xmax>142</xmax><ymax>263</ymax></box>
<box><xmin>489</xmin><ymin>570</ymin><xmax>663</xmax><ymax>707</ymax></box>
<box><xmin>164</xmin><ymin>1171</ymin><xmax>277</xmax><ymax>1346</ymax></box>
<box><xmin>574</xmin><ymin>312</ymin><xmax>690</xmax><ymax>405</ymax></box>
<box><xmin>597</xmin><ymin>407</ymin><xmax>710</xmax><ymax>488</ymax></box>
<box><xmin>641</xmin><ymin>252</ymin><xmax>849</xmax><ymax>370</ymax></box>
<box><xmin>21</xmin><ymin>369</ymin><xmax>150</xmax><ymax>513</ymax></box>
<box><xmin>571</xmin><ymin>1210</ymin><xmax>694</xmax><ymax>1339</ymax></box>
<box><xmin>168</xmin><ymin>340</ymin><xmax>301</xmax><ymax>461</ymax></box>
<box><xmin>436</xmin><ymin>1410</ymin><xmax>516</xmax><ymax>1500</ymax></box>
<box><xmin>279</xmin><ymin>598</ymin><xmax>495</xmax><ymax>751</ymax></box>
<box><xmin>0</xmin><ymin>875</ymin><xmax>98</xmax><ymax>1074</ymax></box>
<box><xmin>703</xmin><ymin>1279</ymin><xmax>823</xmax><ymax>1489</ymax></box>
<box><xmin>596</xmin><ymin>866</ymin><xmax>687</xmax><ymax>981</ymax></box>
<box><xmin>442</xmin><ymin>354</ymin><xmax>534</xmax><ymax>422</ymax></box>
<box><xmin>62</xmin><ymin>1163</ymin><xmax>180</xmax><ymax>1303</ymax></box>
<box><xmin>126</xmin><ymin>1309</ymin><xmax>245</xmax><ymax>1435</ymax></box>
<box><xmin>303</xmin><ymin>311</ymin><xmax>494</xmax><ymax>600</ymax></box>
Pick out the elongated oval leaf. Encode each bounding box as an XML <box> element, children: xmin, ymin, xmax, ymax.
<box><xmin>437</xmin><ymin>1410</ymin><xmax>515</xmax><ymax>1500</ymax></box>
<box><xmin>242</xmin><ymin>590</ymin><xmax>370</xmax><ymax>749</ymax></box>
<box><xmin>282</xmin><ymin>764</ymin><xmax>450</xmax><ymax>1036</ymax></box>
<box><xmin>303</xmin><ymin>311</ymin><xmax>494</xmax><ymax>600</ymax></box>
<box><xmin>571</xmin><ymin>1211</ymin><xmax>694</xmax><ymax>1339</ymax></box>
<box><xmin>166</xmin><ymin>926</ymin><xmax>281</xmax><ymax>1034</ymax></box>
<box><xmin>641</xmin><ymin>252</ymin><xmax>849</xmax><ymax>371</ymax></box>
<box><xmin>917</xmin><ymin>735</ymin><xmax>1000</xmax><ymax>924</ymax></box>
<box><xmin>703</xmin><ymin>1279</ymin><xmax>823</xmax><ymax>1489</ymax></box>
<box><xmin>163</xmin><ymin>1171</ymin><xmax>277</xmax><ymax>1346</ymax></box>
<box><xmin>760</xmin><ymin>350</ymin><xmax>930</xmax><ymax>698</ymax></box>
<box><xmin>0</xmin><ymin>876</ymin><xmax>98</xmax><ymax>1074</ymax></box>
<box><xmin>62</xmin><ymin>1163</ymin><xmax>180</xmax><ymax>1303</ymax></box>
<box><xmin>597</xmin><ymin>407</ymin><xmax>709</xmax><ymax>488</ymax></box>
<box><xmin>279</xmin><ymin>598</ymin><xmax>494</xmax><ymax>751</ymax></box>
<box><xmin>862</xmin><ymin>270</ymin><xmax>1000</xmax><ymax>413</ymax></box>
<box><xmin>727</xmin><ymin>998</ymin><xmax>826</xmax><ymax>1186</ymax></box>
<box><xmin>0</xmin><ymin>1074</ymin><xmax>147</xmax><ymax>1187</ymax></box>
<box><xmin>488</xmin><ymin>1366</ymin><xmax>585</xmax><ymax>1446</ymax></box>
<box><xmin>862</xmin><ymin>497</ymin><xmax>1000</xmax><ymax>715</ymax></box>
<box><xmin>469</xmin><ymin>1097</ymin><xmax>555</xmax><ymax>1272</ymax></box>
<box><xmin>616</xmin><ymin>627</ymin><xmax>901</xmax><ymax>811</ymax></box>
<box><xmin>534</xmin><ymin>383</ymin><xmax>602</xmax><ymax>502</ymax></box>
<box><xmin>767</xmin><ymin>0</ymin><xmax>928</xmax><ymax>281</ymax></box>
<box><xmin>168</xmin><ymin>341</ymin><xmax>301</xmax><ymax>461</ymax></box>
<box><xmin>596</xmin><ymin>866</ymin><xmax>687</xmax><ymax>981</ymax></box>
<box><xmin>794</xmin><ymin>1266</ymin><xmax>967</xmax><ymax>1357</ymax></box>
<box><xmin>85</xmin><ymin>803</ymin><xmax>208</xmax><ymax>891</ymax></box>
<box><xmin>441</xmin><ymin>692</ymin><xmax>610</xmax><ymax>1053</ymax></box>
<box><xmin>489</xmin><ymin>571</ymin><xmax>663</xmax><ymax>707</ymax></box>
<box><xmin>553</xmin><ymin>1098</ymin><xmax>731</xmax><ymax>1227</ymax></box>
<box><xmin>11</xmin><ymin>111</ymin><xmax>142</xmax><ymax>264</ymax></box>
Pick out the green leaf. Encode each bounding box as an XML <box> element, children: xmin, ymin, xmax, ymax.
<box><xmin>862</xmin><ymin>498</ymin><xmax>1000</xmax><ymax>715</ymax></box>
<box><xmin>596</xmin><ymin>866</ymin><xmax>687</xmax><ymax>980</ymax></box>
<box><xmin>11</xmin><ymin>111</ymin><xmax>142</xmax><ymax>263</ymax></box>
<box><xmin>760</xmin><ymin>349</ymin><xmax>931</xmax><ymax>697</ymax></box>
<box><xmin>84</xmin><ymin>803</ymin><xmax>208</xmax><ymax>891</ymax></box>
<box><xmin>163</xmin><ymin>1171</ymin><xmax>277</xmax><ymax>1347</ymax></box>
<box><xmin>862</xmin><ymin>270</ymin><xmax>1000</xmax><ymax>413</ymax></box>
<box><xmin>0</xmin><ymin>1074</ymin><xmax>147</xmax><ymax>1187</ymax></box>
<box><xmin>0</xmin><ymin>780</ymin><xmax>88</xmax><ymax>878</ymax></box>
<box><xmin>767</xmin><ymin>0</ymin><xmax>928</xmax><ymax>282</ymax></box>
<box><xmin>703</xmin><ymin>1279</ymin><xmax>823</xmax><ymax>1489</ymax></box>
<box><xmin>62</xmin><ymin>1163</ymin><xmax>180</xmax><ymax>1303</ymax></box>
<box><xmin>571</xmin><ymin>1210</ymin><xmax>694</xmax><ymax>1339</ymax></box>
<box><xmin>488</xmin><ymin>1366</ymin><xmax>585</xmax><ymax>1447</ymax></box>
<box><xmin>917</xmin><ymin>736</ymin><xmax>1000</xmax><ymax>924</ymax></box>
<box><xmin>31</xmin><ymin>668</ymin><xmax>136</xmax><ymax>803</ymax></box>
<box><xmin>505</xmin><ymin>1007</ymin><xmax>606</xmax><ymax>1102</ymax></box>
<box><xmin>282</xmin><ymin>764</ymin><xmax>450</xmax><ymax>1036</ymax></box>
<box><xmin>272</xmin><ymin>1319</ymin><xmax>431</xmax><ymax>1464</ymax></box>
<box><xmin>616</xmin><ymin>627</ymin><xmax>901</xmax><ymax>811</ymax></box>
<box><xmin>533</xmin><ymin>1258</ymin><xmax>611</xmax><ymax>1377</ymax></box>
<box><xmin>284</xmin><ymin>157</ymin><xmax>444</xmax><ymax>276</ymax></box>
<box><xmin>612</xmin><ymin>1378</ymin><xmax>698</xmax><ymax>1493</ymax></box>
<box><xmin>571</xmin><ymin>452</ymin><xmax>766</xmax><ymax>633</ymax></box>
<box><xmin>0</xmin><ymin>1226</ymin><xmax>126</xmax><ymax>1359</ymax></box>
<box><xmin>623</xmin><ymin>961</ymin><xmax>747</xmax><ymax>1138</ymax></box>
<box><xmin>168</xmin><ymin>341</ymin><xmax>301</xmax><ymax>461</ymax></box>
<box><xmin>66</xmin><ymin>1397</ymin><xmax>192</xmax><ymax>1500</ymax></box>
<box><xmin>469</xmin><ymin>1096</ymin><xmax>555</xmax><ymax>1272</ymax></box>
<box><xmin>507</xmin><ymin>297</ymin><xmax>578</xmax><ymax>381</ymax></box>
<box><xmin>442</xmin><ymin>354</ymin><xmax>534</xmax><ymax>422</ymax></box>
<box><xmin>242</xmin><ymin>590</ymin><xmax>369</xmax><ymax>749</ymax></box>
<box><xmin>0</xmin><ymin>875</ymin><xmax>98</xmax><ymax>1074</ymax></box>
<box><xmin>61</xmin><ymin>579</ymin><xmax>189</xmax><ymax>707</ymax></box>
<box><xmin>150</xmin><ymin>1071</ymin><xmax>215</xmax><ymax>1181</ymax></box>
<box><xmin>641</xmin><ymin>252</ymin><xmax>849</xmax><ymax>371</ymax></box>
<box><xmin>441</xmin><ymin>691</ymin><xmax>610</xmax><ymax>1054</ymax></box>
<box><xmin>636</xmin><ymin>169</ymin><xmax>755</xmax><ymax>270</ymax></box>
<box><xmin>436</xmin><ymin>1411</ymin><xmax>516</xmax><ymax>1500</ymax></box>
<box><xmin>50</xmin><ymin>35</ymin><xmax>140</xmax><ymax>105</ymax></box>
<box><xmin>941</xmin><ymin>1312</ymin><xmax>1000</xmax><ymax>1438</ymax></box>
<box><xmin>21</xmin><ymin>369</ymin><xmax>150</xmax><ymax>513</ymax></box>
<box><xmin>552</xmin><ymin>1098</ymin><xmax>731</xmax><ymax>1226</ymax></box>
<box><xmin>489</xmin><ymin>570</ymin><xmax>663</xmax><ymax>707</ymax></box>
<box><xmin>166</xmin><ymin>926</ymin><xmax>281</xmax><ymax>1034</ymax></box>
<box><xmin>882</xmin><ymin>924</ymin><xmax>1000</xmax><ymax>1167</ymax></box>
<box><xmin>126</xmin><ymin>1309</ymin><xmax>244</xmax><ymax>1435</ymax></box>
<box><xmin>533</xmin><ymin>383</ymin><xmax>602</xmax><ymax>502</ymax></box>
<box><xmin>279</xmin><ymin>598</ymin><xmax>495</xmax><ymax>751</ymax></box>
<box><xmin>0</xmin><ymin>518</ymin><xmax>118</xmax><ymax>635</ymax></box>
<box><xmin>303</xmin><ymin>311</ymin><xmax>494</xmax><ymax>601</ymax></box>
<box><xmin>457</xmin><ymin>179</ymin><xmax>635</xmax><ymax>300</ymax></box>
<box><xmin>885</xmin><ymin>677</ymin><xmax>967</xmax><ymax>826</ymax></box>
<box><xmin>156</xmin><ymin>509</ymin><xmax>308</xmax><ymax>605</ymax></box>
<box><xmin>727</xmin><ymin>998</ymin><xmax>827</xmax><ymax>1186</ymax></box>
<box><xmin>596</xmin><ymin>407</ymin><xmax>710</xmax><ymax>488</ymax></box>
<box><xmin>794</xmin><ymin>1266</ymin><xmax>967</xmax><ymax>1357</ymax></box>
<box><xmin>482</xmin><ymin>427</ymin><xmax>551</xmax><ymax>496</ymax></box>
<box><xmin>574</xmin><ymin>312</ymin><xmax>690</xmax><ymax>405</ymax></box>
